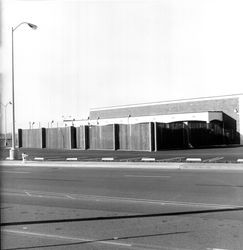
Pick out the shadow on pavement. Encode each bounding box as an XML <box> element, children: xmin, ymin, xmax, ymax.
<box><xmin>1</xmin><ymin>206</ymin><xmax>243</xmax><ymax>227</ymax></box>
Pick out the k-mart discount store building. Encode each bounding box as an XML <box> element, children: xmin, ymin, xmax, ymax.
<box><xmin>19</xmin><ymin>94</ymin><xmax>243</xmax><ymax>151</ymax></box>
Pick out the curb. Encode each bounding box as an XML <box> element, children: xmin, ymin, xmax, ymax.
<box><xmin>1</xmin><ymin>160</ymin><xmax>243</xmax><ymax>170</ymax></box>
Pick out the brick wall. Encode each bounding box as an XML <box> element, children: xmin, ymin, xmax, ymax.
<box><xmin>90</xmin><ymin>98</ymin><xmax>240</xmax><ymax>132</ymax></box>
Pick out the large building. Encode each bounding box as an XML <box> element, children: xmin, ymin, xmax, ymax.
<box><xmin>19</xmin><ymin>94</ymin><xmax>243</xmax><ymax>151</ymax></box>
<box><xmin>88</xmin><ymin>94</ymin><xmax>243</xmax><ymax>146</ymax></box>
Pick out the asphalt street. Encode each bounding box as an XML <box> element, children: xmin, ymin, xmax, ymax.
<box><xmin>1</xmin><ymin>162</ymin><xmax>243</xmax><ymax>250</ymax></box>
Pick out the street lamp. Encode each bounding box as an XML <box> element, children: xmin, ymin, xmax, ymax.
<box><xmin>10</xmin><ymin>22</ymin><xmax>38</xmax><ymax>160</ymax></box>
<box><xmin>1</xmin><ymin>101</ymin><xmax>12</xmax><ymax>146</ymax></box>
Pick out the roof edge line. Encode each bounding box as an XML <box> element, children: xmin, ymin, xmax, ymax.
<box><xmin>90</xmin><ymin>93</ymin><xmax>243</xmax><ymax>112</ymax></box>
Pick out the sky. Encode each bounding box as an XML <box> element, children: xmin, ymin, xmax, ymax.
<box><xmin>1</xmin><ymin>0</ymin><xmax>243</xmax><ymax>131</ymax></box>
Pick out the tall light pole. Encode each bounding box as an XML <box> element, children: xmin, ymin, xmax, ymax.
<box><xmin>1</xmin><ymin>101</ymin><xmax>12</xmax><ymax>146</ymax></box>
<box><xmin>10</xmin><ymin>22</ymin><xmax>38</xmax><ymax>160</ymax></box>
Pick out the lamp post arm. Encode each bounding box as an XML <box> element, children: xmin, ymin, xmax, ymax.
<box><xmin>13</xmin><ymin>22</ymin><xmax>38</xmax><ymax>32</ymax></box>
<box><xmin>13</xmin><ymin>22</ymin><xmax>26</xmax><ymax>31</ymax></box>
<box><xmin>13</xmin><ymin>22</ymin><xmax>35</xmax><ymax>32</ymax></box>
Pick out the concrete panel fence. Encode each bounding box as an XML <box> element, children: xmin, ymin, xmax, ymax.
<box><xmin>18</xmin><ymin>121</ymin><xmax>235</xmax><ymax>151</ymax></box>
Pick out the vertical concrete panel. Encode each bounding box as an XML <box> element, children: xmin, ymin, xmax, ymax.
<box><xmin>133</xmin><ymin>123</ymin><xmax>151</xmax><ymax>151</ymax></box>
<box><xmin>20</xmin><ymin>128</ymin><xmax>44</xmax><ymax>148</ymax></box>
<box><xmin>118</xmin><ymin>124</ymin><xmax>129</xmax><ymax>150</ymax></box>
<box><xmin>46</xmin><ymin>128</ymin><xmax>61</xmax><ymax>149</ymax></box>
<box><xmin>76</xmin><ymin>126</ymin><xmax>87</xmax><ymax>149</ymax></box>
<box><xmin>118</xmin><ymin>123</ymin><xmax>151</xmax><ymax>151</ymax></box>
<box><xmin>89</xmin><ymin>125</ymin><xmax>114</xmax><ymax>150</ymax></box>
<box><xmin>88</xmin><ymin>126</ymin><xmax>95</xmax><ymax>149</ymax></box>
<box><xmin>89</xmin><ymin>126</ymin><xmax>96</xmax><ymax>149</ymax></box>
<box><xmin>46</xmin><ymin>127</ymin><xmax>75</xmax><ymax>149</ymax></box>
<box><xmin>76</xmin><ymin>126</ymin><xmax>89</xmax><ymax>149</ymax></box>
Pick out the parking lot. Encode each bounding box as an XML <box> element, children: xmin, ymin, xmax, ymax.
<box><xmin>1</xmin><ymin>146</ymin><xmax>243</xmax><ymax>163</ymax></box>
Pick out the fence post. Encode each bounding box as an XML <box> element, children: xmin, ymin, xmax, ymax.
<box><xmin>113</xmin><ymin>124</ymin><xmax>119</xmax><ymax>150</ymax></box>
<box><xmin>41</xmin><ymin>128</ymin><xmax>46</xmax><ymax>148</ymax></box>
<box><xmin>154</xmin><ymin>122</ymin><xmax>157</xmax><ymax>152</ymax></box>
<box><xmin>149</xmin><ymin>122</ymin><xmax>154</xmax><ymax>152</ymax></box>
<box><xmin>18</xmin><ymin>129</ymin><xmax>22</xmax><ymax>148</ymax></box>
<box><xmin>84</xmin><ymin>125</ymin><xmax>89</xmax><ymax>150</ymax></box>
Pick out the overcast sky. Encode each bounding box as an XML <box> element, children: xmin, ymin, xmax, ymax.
<box><xmin>1</xmin><ymin>0</ymin><xmax>243</xmax><ymax>130</ymax></box>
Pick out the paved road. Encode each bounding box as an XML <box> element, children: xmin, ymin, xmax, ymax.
<box><xmin>1</xmin><ymin>162</ymin><xmax>243</xmax><ymax>249</ymax></box>
<box><xmin>1</xmin><ymin>146</ymin><xmax>243</xmax><ymax>163</ymax></box>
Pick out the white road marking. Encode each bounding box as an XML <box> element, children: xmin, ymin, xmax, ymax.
<box><xmin>34</xmin><ymin>157</ymin><xmax>44</xmax><ymax>161</ymax></box>
<box><xmin>25</xmin><ymin>192</ymin><xmax>31</xmax><ymax>197</ymax></box>
<box><xmin>1</xmin><ymin>171</ymin><xmax>31</xmax><ymax>174</ymax></box>
<box><xmin>141</xmin><ymin>158</ymin><xmax>156</xmax><ymax>162</ymax></box>
<box><xmin>125</xmin><ymin>175</ymin><xmax>171</xmax><ymax>178</ymax></box>
<box><xmin>101</xmin><ymin>157</ymin><xmax>114</xmax><ymax>161</ymax></box>
<box><xmin>186</xmin><ymin>158</ymin><xmax>202</xmax><ymax>162</ymax></box>
<box><xmin>3</xmin><ymin>190</ymin><xmax>241</xmax><ymax>209</ymax></box>
<box><xmin>66</xmin><ymin>158</ymin><xmax>78</xmax><ymax>161</ymax></box>
<box><xmin>2</xmin><ymin>229</ymin><xmax>132</xmax><ymax>248</ymax></box>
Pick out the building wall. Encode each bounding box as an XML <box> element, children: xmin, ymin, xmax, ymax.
<box><xmin>90</xmin><ymin>95</ymin><xmax>242</xmax><ymax>144</ymax></box>
<box><xmin>90</xmin><ymin>97</ymin><xmax>239</xmax><ymax>120</ymax></box>
<box><xmin>17</xmin><ymin>95</ymin><xmax>243</xmax><ymax>150</ymax></box>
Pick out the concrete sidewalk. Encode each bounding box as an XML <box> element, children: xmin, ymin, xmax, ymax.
<box><xmin>1</xmin><ymin>160</ymin><xmax>243</xmax><ymax>170</ymax></box>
